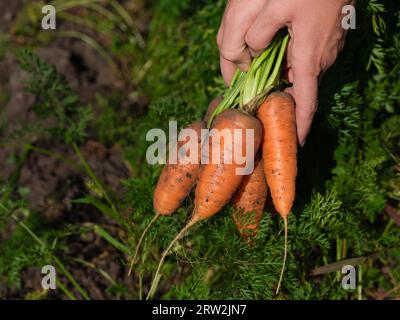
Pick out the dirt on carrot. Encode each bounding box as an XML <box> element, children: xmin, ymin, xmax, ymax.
<box><xmin>232</xmin><ymin>155</ymin><xmax>268</xmax><ymax>240</ymax></box>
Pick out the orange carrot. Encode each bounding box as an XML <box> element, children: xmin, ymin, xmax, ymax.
<box><xmin>203</xmin><ymin>96</ymin><xmax>223</xmax><ymax>123</ymax></box>
<box><xmin>146</xmin><ymin>109</ymin><xmax>262</xmax><ymax>299</ymax></box>
<box><xmin>257</xmin><ymin>91</ymin><xmax>297</xmax><ymax>294</ymax></box>
<box><xmin>128</xmin><ymin>120</ymin><xmax>205</xmax><ymax>275</ymax></box>
<box><xmin>231</xmin><ymin>156</ymin><xmax>268</xmax><ymax>241</ymax></box>
<box><xmin>153</xmin><ymin>120</ymin><xmax>205</xmax><ymax>215</ymax></box>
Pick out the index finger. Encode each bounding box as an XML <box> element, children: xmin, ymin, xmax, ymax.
<box><xmin>218</xmin><ymin>0</ymin><xmax>265</xmax><ymax>82</ymax></box>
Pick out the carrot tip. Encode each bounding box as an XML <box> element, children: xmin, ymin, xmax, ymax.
<box><xmin>146</xmin><ymin>217</ymin><xmax>198</xmax><ymax>300</ymax></box>
<box><xmin>275</xmin><ymin>216</ymin><xmax>288</xmax><ymax>295</ymax></box>
<box><xmin>128</xmin><ymin>214</ymin><xmax>160</xmax><ymax>276</ymax></box>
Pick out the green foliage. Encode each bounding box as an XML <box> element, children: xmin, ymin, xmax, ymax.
<box><xmin>12</xmin><ymin>0</ymin><xmax>146</xmax><ymax>81</ymax></box>
<box><xmin>367</xmin><ymin>0</ymin><xmax>387</xmax><ymax>36</ymax></box>
<box><xmin>16</xmin><ymin>49</ymin><xmax>92</xmax><ymax>144</ymax></box>
<box><xmin>0</xmin><ymin>187</ymin><xmax>59</xmax><ymax>291</ymax></box>
<box><xmin>121</xmin><ymin>0</ymin><xmax>400</xmax><ymax>300</ymax></box>
<box><xmin>143</xmin><ymin>0</ymin><xmax>226</xmax><ymax>107</ymax></box>
<box><xmin>328</xmin><ymin>83</ymin><xmax>362</xmax><ymax>140</ymax></box>
<box><xmin>1</xmin><ymin>49</ymin><xmax>118</xmax><ymax>298</ymax></box>
<box><xmin>0</xmin><ymin>0</ymin><xmax>399</xmax><ymax>300</ymax></box>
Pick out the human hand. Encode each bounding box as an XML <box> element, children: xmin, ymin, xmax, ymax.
<box><xmin>217</xmin><ymin>0</ymin><xmax>354</xmax><ymax>145</ymax></box>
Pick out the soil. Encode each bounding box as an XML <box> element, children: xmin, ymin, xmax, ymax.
<box><xmin>0</xmin><ymin>0</ymin><xmax>147</xmax><ymax>299</ymax></box>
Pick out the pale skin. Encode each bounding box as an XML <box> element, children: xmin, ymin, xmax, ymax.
<box><xmin>217</xmin><ymin>0</ymin><xmax>355</xmax><ymax>145</ymax></box>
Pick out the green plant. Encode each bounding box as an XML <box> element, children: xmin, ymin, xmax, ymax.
<box><xmin>0</xmin><ymin>0</ymin><xmax>399</xmax><ymax>300</ymax></box>
<box><xmin>126</xmin><ymin>0</ymin><xmax>400</xmax><ymax>300</ymax></box>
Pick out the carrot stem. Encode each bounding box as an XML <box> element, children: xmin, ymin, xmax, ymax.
<box><xmin>208</xmin><ymin>32</ymin><xmax>289</xmax><ymax>126</ymax></box>
<box><xmin>128</xmin><ymin>213</ymin><xmax>160</xmax><ymax>276</ymax></box>
<box><xmin>276</xmin><ymin>216</ymin><xmax>288</xmax><ymax>295</ymax></box>
<box><xmin>146</xmin><ymin>217</ymin><xmax>198</xmax><ymax>300</ymax></box>
<box><xmin>264</xmin><ymin>35</ymin><xmax>289</xmax><ymax>91</ymax></box>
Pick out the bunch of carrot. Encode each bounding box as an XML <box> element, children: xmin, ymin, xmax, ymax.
<box><xmin>132</xmin><ymin>32</ymin><xmax>298</xmax><ymax>299</ymax></box>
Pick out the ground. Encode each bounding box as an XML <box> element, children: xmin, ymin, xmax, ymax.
<box><xmin>0</xmin><ymin>0</ymin><xmax>144</xmax><ymax>299</ymax></box>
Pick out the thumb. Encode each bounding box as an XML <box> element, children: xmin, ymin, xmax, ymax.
<box><xmin>286</xmin><ymin>64</ymin><xmax>318</xmax><ymax>146</ymax></box>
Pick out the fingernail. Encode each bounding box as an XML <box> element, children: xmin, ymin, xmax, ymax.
<box><xmin>300</xmin><ymin>139</ymin><xmax>306</xmax><ymax>147</ymax></box>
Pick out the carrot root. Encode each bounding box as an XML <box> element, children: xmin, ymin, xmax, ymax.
<box><xmin>146</xmin><ymin>217</ymin><xmax>199</xmax><ymax>300</ymax></box>
<box><xmin>275</xmin><ymin>216</ymin><xmax>288</xmax><ymax>295</ymax></box>
<box><xmin>128</xmin><ymin>213</ymin><xmax>160</xmax><ymax>276</ymax></box>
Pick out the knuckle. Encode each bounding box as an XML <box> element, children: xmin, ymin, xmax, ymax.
<box><xmin>244</xmin><ymin>34</ymin><xmax>265</xmax><ymax>52</ymax></box>
<box><xmin>292</xmin><ymin>50</ymin><xmax>321</xmax><ymax>77</ymax></box>
<box><xmin>220</xmin><ymin>47</ymin><xmax>243</xmax><ymax>62</ymax></box>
